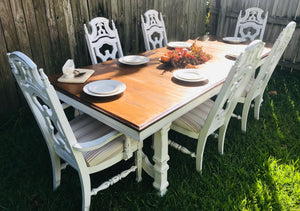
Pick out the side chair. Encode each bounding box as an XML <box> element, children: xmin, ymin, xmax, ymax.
<box><xmin>234</xmin><ymin>7</ymin><xmax>268</xmax><ymax>41</ymax></box>
<box><xmin>169</xmin><ymin>40</ymin><xmax>265</xmax><ymax>172</ymax></box>
<box><xmin>141</xmin><ymin>9</ymin><xmax>168</xmax><ymax>51</ymax></box>
<box><xmin>235</xmin><ymin>21</ymin><xmax>296</xmax><ymax>132</ymax></box>
<box><xmin>84</xmin><ymin>17</ymin><xmax>124</xmax><ymax>64</ymax></box>
<box><xmin>7</xmin><ymin>51</ymin><xmax>142</xmax><ymax>211</ymax></box>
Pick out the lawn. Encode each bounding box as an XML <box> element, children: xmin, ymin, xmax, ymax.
<box><xmin>0</xmin><ymin>67</ymin><xmax>299</xmax><ymax>210</ymax></box>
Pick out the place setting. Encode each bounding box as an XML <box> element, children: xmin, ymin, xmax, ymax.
<box><xmin>172</xmin><ymin>69</ymin><xmax>208</xmax><ymax>86</ymax></box>
<box><xmin>83</xmin><ymin>80</ymin><xmax>126</xmax><ymax>97</ymax></box>
<box><xmin>118</xmin><ymin>55</ymin><xmax>150</xmax><ymax>65</ymax></box>
<box><xmin>57</xmin><ymin>59</ymin><xmax>95</xmax><ymax>83</ymax></box>
<box><xmin>222</xmin><ymin>37</ymin><xmax>247</xmax><ymax>44</ymax></box>
<box><xmin>167</xmin><ymin>41</ymin><xmax>192</xmax><ymax>49</ymax></box>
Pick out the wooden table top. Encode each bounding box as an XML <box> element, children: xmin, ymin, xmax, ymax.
<box><xmin>49</xmin><ymin>37</ymin><xmax>269</xmax><ymax>131</ymax></box>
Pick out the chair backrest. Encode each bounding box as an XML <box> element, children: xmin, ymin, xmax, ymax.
<box><xmin>248</xmin><ymin>21</ymin><xmax>296</xmax><ymax>99</ymax></box>
<box><xmin>84</xmin><ymin>17</ymin><xmax>124</xmax><ymax>64</ymax></box>
<box><xmin>7</xmin><ymin>51</ymin><xmax>82</xmax><ymax>168</ymax></box>
<box><xmin>141</xmin><ymin>9</ymin><xmax>168</xmax><ymax>51</ymax></box>
<box><xmin>203</xmin><ymin>40</ymin><xmax>265</xmax><ymax>134</ymax></box>
<box><xmin>234</xmin><ymin>7</ymin><xmax>268</xmax><ymax>41</ymax></box>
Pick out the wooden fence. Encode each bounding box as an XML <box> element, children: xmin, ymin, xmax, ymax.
<box><xmin>209</xmin><ymin>0</ymin><xmax>300</xmax><ymax>69</ymax></box>
<box><xmin>0</xmin><ymin>0</ymin><xmax>207</xmax><ymax>116</ymax></box>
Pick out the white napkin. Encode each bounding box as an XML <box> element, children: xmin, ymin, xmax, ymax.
<box><xmin>62</xmin><ymin>59</ymin><xmax>75</xmax><ymax>78</ymax></box>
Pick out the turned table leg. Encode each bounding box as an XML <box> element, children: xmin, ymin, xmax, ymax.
<box><xmin>152</xmin><ymin>122</ymin><xmax>171</xmax><ymax>196</ymax></box>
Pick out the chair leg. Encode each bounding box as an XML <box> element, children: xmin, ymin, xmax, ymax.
<box><xmin>195</xmin><ymin>134</ymin><xmax>209</xmax><ymax>173</ymax></box>
<box><xmin>135</xmin><ymin>141</ymin><xmax>143</xmax><ymax>182</ymax></box>
<box><xmin>78</xmin><ymin>171</ymin><xmax>91</xmax><ymax>211</ymax></box>
<box><xmin>49</xmin><ymin>150</ymin><xmax>62</xmax><ymax>191</ymax></box>
<box><xmin>218</xmin><ymin>123</ymin><xmax>229</xmax><ymax>155</ymax></box>
<box><xmin>254</xmin><ymin>95</ymin><xmax>263</xmax><ymax>120</ymax></box>
<box><xmin>241</xmin><ymin>99</ymin><xmax>252</xmax><ymax>133</ymax></box>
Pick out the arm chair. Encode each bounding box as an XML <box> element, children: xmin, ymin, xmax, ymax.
<box><xmin>84</xmin><ymin>17</ymin><xmax>124</xmax><ymax>64</ymax></box>
<box><xmin>169</xmin><ymin>40</ymin><xmax>265</xmax><ymax>172</ymax></box>
<box><xmin>234</xmin><ymin>7</ymin><xmax>268</xmax><ymax>41</ymax></box>
<box><xmin>7</xmin><ymin>51</ymin><xmax>142</xmax><ymax>211</ymax></box>
<box><xmin>141</xmin><ymin>9</ymin><xmax>168</xmax><ymax>51</ymax></box>
<box><xmin>235</xmin><ymin>21</ymin><xmax>296</xmax><ymax>132</ymax></box>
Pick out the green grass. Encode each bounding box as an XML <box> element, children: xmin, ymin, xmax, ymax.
<box><xmin>0</xmin><ymin>68</ymin><xmax>299</xmax><ymax>210</ymax></box>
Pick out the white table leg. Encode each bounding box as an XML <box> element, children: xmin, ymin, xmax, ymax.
<box><xmin>152</xmin><ymin>122</ymin><xmax>171</xmax><ymax>196</ymax></box>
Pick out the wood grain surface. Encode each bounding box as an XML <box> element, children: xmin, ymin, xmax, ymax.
<box><xmin>50</xmin><ymin>38</ymin><xmax>255</xmax><ymax>131</ymax></box>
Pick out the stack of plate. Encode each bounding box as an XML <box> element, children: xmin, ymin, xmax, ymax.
<box><xmin>119</xmin><ymin>55</ymin><xmax>149</xmax><ymax>65</ymax></box>
<box><xmin>167</xmin><ymin>42</ymin><xmax>192</xmax><ymax>49</ymax></box>
<box><xmin>173</xmin><ymin>69</ymin><xmax>207</xmax><ymax>82</ymax></box>
<box><xmin>83</xmin><ymin>80</ymin><xmax>126</xmax><ymax>97</ymax></box>
<box><xmin>222</xmin><ymin>37</ymin><xmax>247</xmax><ymax>44</ymax></box>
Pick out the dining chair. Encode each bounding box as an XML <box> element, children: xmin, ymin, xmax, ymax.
<box><xmin>235</xmin><ymin>21</ymin><xmax>296</xmax><ymax>132</ymax></box>
<box><xmin>84</xmin><ymin>17</ymin><xmax>124</xmax><ymax>64</ymax></box>
<box><xmin>234</xmin><ymin>7</ymin><xmax>268</xmax><ymax>41</ymax></box>
<box><xmin>169</xmin><ymin>40</ymin><xmax>265</xmax><ymax>172</ymax></box>
<box><xmin>141</xmin><ymin>9</ymin><xmax>168</xmax><ymax>51</ymax></box>
<box><xmin>7</xmin><ymin>51</ymin><xmax>142</xmax><ymax>211</ymax></box>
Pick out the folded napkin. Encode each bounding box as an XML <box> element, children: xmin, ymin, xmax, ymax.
<box><xmin>62</xmin><ymin>59</ymin><xmax>75</xmax><ymax>78</ymax></box>
<box><xmin>58</xmin><ymin>59</ymin><xmax>95</xmax><ymax>83</ymax></box>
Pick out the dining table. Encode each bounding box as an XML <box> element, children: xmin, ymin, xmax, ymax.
<box><xmin>49</xmin><ymin>36</ymin><xmax>271</xmax><ymax>196</ymax></box>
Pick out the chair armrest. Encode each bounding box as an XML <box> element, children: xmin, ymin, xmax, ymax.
<box><xmin>72</xmin><ymin>131</ymin><xmax>123</xmax><ymax>152</ymax></box>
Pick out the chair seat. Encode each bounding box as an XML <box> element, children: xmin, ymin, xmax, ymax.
<box><xmin>58</xmin><ymin>114</ymin><xmax>136</xmax><ymax>167</ymax></box>
<box><xmin>172</xmin><ymin>99</ymin><xmax>214</xmax><ymax>133</ymax></box>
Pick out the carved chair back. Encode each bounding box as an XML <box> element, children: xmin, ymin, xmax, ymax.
<box><xmin>237</xmin><ymin>21</ymin><xmax>296</xmax><ymax>132</ymax></box>
<box><xmin>203</xmin><ymin>40</ymin><xmax>265</xmax><ymax>137</ymax></box>
<box><xmin>141</xmin><ymin>9</ymin><xmax>168</xmax><ymax>51</ymax></box>
<box><xmin>234</xmin><ymin>7</ymin><xmax>268</xmax><ymax>41</ymax></box>
<box><xmin>250</xmin><ymin>21</ymin><xmax>296</xmax><ymax>101</ymax></box>
<box><xmin>7</xmin><ymin>51</ymin><xmax>82</xmax><ymax>168</ymax></box>
<box><xmin>170</xmin><ymin>41</ymin><xmax>265</xmax><ymax>172</ymax></box>
<box><xmin>84</xmin><ymin>17</ymin><xmax>124</xmax><ymax>64</ymax></box>
<box><xmin>8</xmin><ymin>51</ymin><xmax>142</xmax><ymax>210</ymax></box>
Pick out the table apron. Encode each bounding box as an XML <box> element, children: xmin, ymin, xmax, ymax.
<box><xmin>57</xmin><ymin>84</ymin><xmax>221</xmax><ymax>141</ymax></box>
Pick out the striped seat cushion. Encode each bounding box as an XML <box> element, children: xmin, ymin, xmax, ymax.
<box><xmin>68</xmin><ymin>114</ymin><xmax>135</xmax><ymax>167</ymax></box>
<box><xmin>172</xmin><ymin>99</ymin><xmax>214</xmax><ymax>133</ymax></box>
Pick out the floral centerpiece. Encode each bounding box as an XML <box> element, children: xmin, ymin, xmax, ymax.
<box><xmin>160</xmin><ymin>42</ymin><xmax>212</xmax><ymax>68</ymax></box>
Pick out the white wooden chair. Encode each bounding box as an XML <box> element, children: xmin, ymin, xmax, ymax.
<box><xmin>235</xmin><ymin>21</ymin><xmax>296</xmax><ymax>132</ymax></box>
<box><xmin>169</xmin><ymin>40</ymin><xmax>265</xmax><ymax>172</ymax></box>
<box><xmin>84</xmin><ymin>17</ymin><xmax>124</xmax><ymax>64</ymax></box>
<box><xmin>7</xmin><ymin>51</ymin><xmax>142</xmax><ymax>211</ymax></box>
<box><xmin>234</xmin><ymin>7</ymin><xmax>268</xmax><ymax>41</ymax></box>
<box><xmin>141</xmin><ymin>9</ymin><xmax>168</xmax><ymax>51</ymax></box>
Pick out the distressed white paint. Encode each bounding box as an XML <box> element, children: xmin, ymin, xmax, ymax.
<box><xmin>84</xmin><ymin>17</ymin><xmax>124</xmax><ymax>64</ymax></box>
<box><xmin>141</xmin><ymin>9</ymin><xmax>168</xmax><ymax>51</ymax></box>
<box><xmin>234</xmin><ymin>7</ymin><xmax>268</xmax><ymax>41</ymax></box>
<box><xmin>170</xmin><ymin>40</ymin><xmax>265</xmax><ymax>172</ymax></box>
<box><xmin>7</xmin><ymin>51</ymin><xmax>142</xmax><ymax>211</ymax></box>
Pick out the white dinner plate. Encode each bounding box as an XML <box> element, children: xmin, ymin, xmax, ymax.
<box><xmin>167</xmin><ymin>42</ymin><xmax>192</xmax><ymax>49</ymax></box>
<box><xmin>173</xmin><ymin>69</ymin><xmax>207</xmax><ymax>82</ymax></box>
<box><xmin>222</xmin><ymin>37</ymin><xmax>247</xmax><ymax>44</ymax></box>
<box><xmin>83</xmin><ymin>80</ymin><xmax>126</xmax><ymax>97</ymax></box>
<box><xmin>119</xmin><ymin>55</ymin><xmax>149</xmax><ymax>65</ymax></box>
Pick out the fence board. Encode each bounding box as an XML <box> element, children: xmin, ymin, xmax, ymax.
<box><xmin>0</xmin><ymin>0</ymin><xmax>21</xmax><ymax>113</ymax></box>
<box><xmin>32</xmin><ymin>0</ymin><xmax>56</xmax><ymax>75</ymax></box>
<box><xmin>22</xmin><ymin>0</ymin><xmax>45</xmax><ymax>68</ymax></box>
<box><xmin>210</xmin><ymin>0</ymin><xmax>300</xmax><ymax>68</ymax></box>
<box><xmin>53</xmin><ymin>0</ymin><xmax>72</xmax><ymax>64</ymax></box>
<box><xmin>10</xmin><ymin>0</ymin><xmax>32</xmax><ymax>57</ymax></box>
<box><xmin>0</xmin><ymin>0</ymin><xmax>212</xmax><ymax>115</ymax></box>
<box><xmin>45</xmin><ymin>0</ymin><xmax>63</xmax><ymax>73</ymax></box>
<box><xmin>70</xmin><ymin>0</ymin><xmax>90</xmax><ymax>67</ymax></box>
